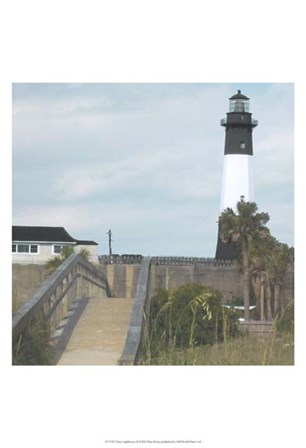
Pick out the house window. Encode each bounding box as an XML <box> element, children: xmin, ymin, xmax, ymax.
<box><xmin>12</xmin><ymin>244</ymin><xmax>39</xmax><ymax>254</ymax></box>
<box><xmin>53</xmin><ymin>245</ymin><xmax>62</xmax><ymax>254</ymax></box>
<box><xmin>18</xmin><ymin>244</ymin><xmax>29</xmax><ymax>253</ymax></box>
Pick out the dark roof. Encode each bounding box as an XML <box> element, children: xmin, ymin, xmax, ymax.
<box><xmin>229</xmin><ymin>90</ymin><xmax>249</xmax><ymax>100</ymax></box>
<box><xmin>77</xmin><ymin>240</ymin><xmax>98</xmax><ymax>246</ymax></box>
<box><xmin>12</xmin><ymin>226</ymin><xmax>98</xmax><ymax>245</ymax></box>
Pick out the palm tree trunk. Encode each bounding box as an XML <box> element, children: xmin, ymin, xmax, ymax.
<box><xmin>274</xmin><ymin>283</ymin><xmax>281</xmax><ymax>317</ymax></box>
<box><xmin>260</xmin><ymin>277</ymin><xmax>265</xmax><ymax>321</ymax></box>
<box><xmin>280</xmin><ymin>284</ymin><xmax>285</xmax><ymax>317</ymax></box>
<box><xmin>283</xmin><ymin>285</ymin><xmax>288</xmax><ymax>308</ymax></box>
<box><xmin>242</xmin><ymin>238</ymin><xmax>250</xmax><ymax>321</ymax></box>
<box><xmin>252</xmin><ymin>276</ymin><xmax>261</xmax><ymax>320</ymax></box>
<box><xmin>265</xmin><ymin>281</ymin><xmax>272</xmax><ymax>320</ymax></box>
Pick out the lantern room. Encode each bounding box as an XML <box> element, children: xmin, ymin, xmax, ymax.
<box><xmin>229</xmin><ymin>90</ymin><xmax>250</xmax><ymax>113</ymax></box>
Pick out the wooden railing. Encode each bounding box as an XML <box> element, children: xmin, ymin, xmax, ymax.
<box><xmin>12</xmin><ymin>253</ymin><xmax>110</xmax><ymax>344</ymax></box>
<box><xmin>119</xmin><ymin>256</ymin><xmax>151</xmax><ymax>365</ymax></box>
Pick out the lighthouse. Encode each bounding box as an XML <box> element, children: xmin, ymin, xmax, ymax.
<box><xmin>215</xmin><ymin>90</ymin><xmax>258</xmax><ymax>259</ymax></box>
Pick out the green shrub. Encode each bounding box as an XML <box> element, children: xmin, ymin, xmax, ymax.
<box><xmin>147</xmin><ymin>284</ymin><xmax>239</xmax><ymax>355</ymax></box>
<box><xmin>12</xmin><ymin>315</ymin><xmax>51</xmax><ymax>365</ymax></box>
<box><xmin>276</xmin><ymin>300</ymin><xmax>294</xmax><ymax>334</ymax></box>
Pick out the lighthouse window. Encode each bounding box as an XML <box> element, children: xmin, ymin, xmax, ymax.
<box><xmin>240</xmin><ymin>142</ymin><xmax>246</xmax><ymax>150</ymax></box>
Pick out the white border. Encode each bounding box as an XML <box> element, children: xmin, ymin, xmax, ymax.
<box><xmin>1</xmin><ymin>2</ymin><xmax>304</xmax><ymax>448</ymax></box>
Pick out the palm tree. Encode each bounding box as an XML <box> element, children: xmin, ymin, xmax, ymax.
<box><xmin>78</xmin><ymin>247</ymin><xmax>91</xmax><ymax>260</ymax></box>
<box><xmin>46</xmin><ymin>246</ymin><xmax>74</xmax><ymax>275</ymax></box>
<box><xmin>267</xmin><ymin>243</ymin><xmax>294</xmax><ymax>317</ymax></box>
<box><xmin>45</xmin><ymin>245</ymin><xmax>75</xmax><ymax>274</ymax></box>
<box><xmin>249</xmin><ymin>234</ymin><xmax>278</xmax><ymax>320</ymax></box>
<box><xmin>46</xmin><ymin>245</ymin><xmax>91</xmax><ymax>275</ymax></box>
<box><xmin>250</xmin><ymin>255</ymin><xmax>266</xmax><ymax>320</ymax></box>
<box><xmin>218</xmin><ymin>198</ymin><xmax>270</xmax><ymax>321</ymax></box>
<box><xmin>46</xmin><ymin>246</ymin><xmax>90</xmax><ymax>275</ymax></box>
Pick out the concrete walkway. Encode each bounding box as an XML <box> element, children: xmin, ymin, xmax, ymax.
<box><xmin>53</xmin><ymin>296</ymin><xmax>134</xmax><ymax>365</ymax></box>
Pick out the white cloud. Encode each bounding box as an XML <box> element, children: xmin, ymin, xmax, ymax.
<box><xmin>255</xmin><ymin>132</ymin><xmax>294</xmax><ymax>186</ymax></box>
<box><xmin>13</xmin><ymin>204</ymin><xmax>102</xmax><ymax>233</ymax></box>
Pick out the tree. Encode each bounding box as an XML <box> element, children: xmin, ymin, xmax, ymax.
<box><xmin>267</xmin><ymin>243</ymin><xmax>294</xmax><ymax>317</ymax></box>
<box><xmin>78</xmin><ymin>247</ymin><xmax>91</xmax><ymax>260</ymax></box>
<box><xmin>218</xmin><ymin>199</ymin><xmax>270</xmax><ymax>321</ymax></box>
<box><xmin>45</xmin><ymin>245</ymin><xmax>74</xmax><ymax>274</ymax></box>
<box><xmin>249</xmin><ymin>234</ymin><xmax>278</xmax><ymax>320</ymax></box>
<box><xmin>237</xmin><ymin>234</ymin><xmax>294</xmax><ymax>321</ymax></box>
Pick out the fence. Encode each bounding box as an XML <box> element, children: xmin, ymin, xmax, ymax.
<box><xmin>99</xmin><ymin>254</ymin><xmax>143</xmax><ymax>264</ymax></box>
<box><xmin>151</xmin><ymin>256</ymin><xmax>233</xmax><ymax>267</ymax></box>
<box><xmin>99</xmin><ymin>254</ymin><xmax>233</xmax><ymax>267</ymax></box>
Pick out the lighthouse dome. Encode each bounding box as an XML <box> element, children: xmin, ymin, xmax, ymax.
<box><xmin>229</xmin><ymin>90</ymin><xmax>249</xmax><ymax>100</ymax></box>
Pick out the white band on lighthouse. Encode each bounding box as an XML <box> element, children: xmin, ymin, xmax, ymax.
<box><xmin>220</xmin><ymin>154</ymin><xmax>254</xmax><ymax>212</ymax></box>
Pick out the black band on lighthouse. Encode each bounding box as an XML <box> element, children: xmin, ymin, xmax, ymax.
<box><xmin>223</xmin><ymin>113</ymin><xmax>255</xmax><ymax>156</ymax></box>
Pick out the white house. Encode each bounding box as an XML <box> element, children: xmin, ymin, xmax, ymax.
<box><xmin>12</xmin><ymin>226</ymin><xmax>99</xmax><ymax>264</ymax></box>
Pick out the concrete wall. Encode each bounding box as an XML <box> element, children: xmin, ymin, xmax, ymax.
<box><xmin>148</xmin><ymin>264</ymin><xmax>294</xmax><ymax>304</ymax></box>
<box><xmin>13</xmin><ymin>262</ymin><xmax>294</xmax><ymax>310</ymax></box>
<box><xmin>98</xmin><ymin>264</ymin><xmax>141</xmax><ymax>298</ymax></box>
<box><xmin>12</xmin><ymin>264</ymin><xmax>49</xmax><ymax>308</ymax></box>
<box><xmin>12</xmin><ymin>263</ymin><xmax>139</xmax><ymax>311</ymax></box>
<box><xmin>98</xmin><ymin>263</ymin><xmax>244</xmax><ymax>302</ymax></box>
<box><xmin>149</xmin><ymin>264</ymin><xmax>244</xmax><ymax>302</ymax></box>
<box><xmin>101</xmin><ymin>263</ymin><xmax>294</xmax><ymax>305</ymax></box>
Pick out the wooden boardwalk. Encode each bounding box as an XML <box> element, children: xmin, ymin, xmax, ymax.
<box><xmin>51</xmin><ymin>296</ymin><xmax>134</xmax><ymax>365</ymax></box>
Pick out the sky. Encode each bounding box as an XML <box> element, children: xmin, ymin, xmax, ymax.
<box><xmin>12</xmin><ymin>82</ymin><xmax>294</xmax><ymax>257</ymax></box>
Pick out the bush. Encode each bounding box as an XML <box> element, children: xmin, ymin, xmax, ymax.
<box><xmin>276</xmin><ymin>300</ymin><xmax>294</xmax><ymax>334</ymax></box>
<box><xmin>147</xmin><ymin>284</ymin><xmax>239</xmax><ymax>354</ymax></box>
<box><xmin>12</xmin><ymin>315</ymin><xmax>51</xmax><ymax>365</ymax></box>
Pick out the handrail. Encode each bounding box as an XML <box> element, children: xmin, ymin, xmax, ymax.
<box><xmin>12</xmin><ymin>253</ymin><xmax>110</xmax><ymax>341</ymax></box>
<box><xmin>119</xmin><ymin>256</ymin><xmax>151</xmax><ymax>365</ymax></box>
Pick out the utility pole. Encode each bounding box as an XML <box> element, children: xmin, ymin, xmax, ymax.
<box><xmin>107</xmin><ymin>229</ymin><xmax>113</xmax><ymax>261</ymax></box>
